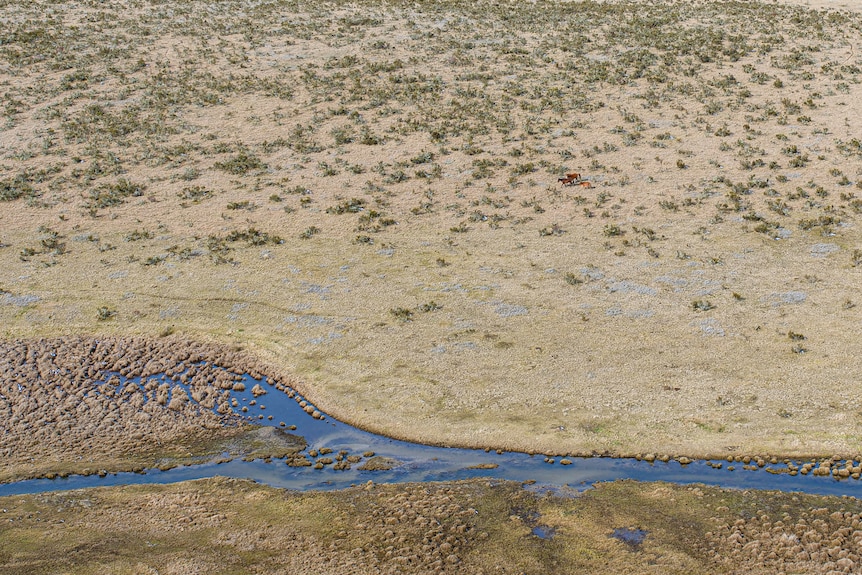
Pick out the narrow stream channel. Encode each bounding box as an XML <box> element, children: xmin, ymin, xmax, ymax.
<box><xmin>2</xmin><ymin>372</ymin><xmax>861</xmax><ymax>498</ymax></box>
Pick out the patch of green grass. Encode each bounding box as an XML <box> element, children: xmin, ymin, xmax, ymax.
<box><xmin>96</xmin><ymin>306</ymin><xmax>117</xmax><ymax>320</ymax></box>
<box><xmin>178</xmin><ymin>186</ymin><xmax>214</xmax><ymax>202</ymax></box>
<box><xmin>299</xmin><ymin>226</ymin><xmax>321</xmax><ymax>239</ymax></box>
<box><xmin>225</xmin><ymin>227</ymin><xmax>283</xmax><ymax>246</ymax></box>
<box><xmin>214</xmin><ymin>151</ymin><xmax>265</xmax><ymax>175</ymax></box>
<box><xmin>389</xmin><ymin>307</ymin><xmax>413</xmax><ymax>321</ymax></box>
<box><xmin>85</xmin><ymin>179</ymin><xmax>146</xmax><ymax>211</ymax></box>
<box><xmin>326</xmin><ymin>198</ymin><xmax>366</xmax><ymax>214</ymax></box>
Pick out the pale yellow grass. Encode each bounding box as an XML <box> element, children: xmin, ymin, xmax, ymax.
<box><xmin>1</xmin><ymin>0</ymin><xmax>861</xmax><ymax>460</ymax></box>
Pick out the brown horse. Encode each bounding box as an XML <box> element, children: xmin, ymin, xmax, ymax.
<box><xmin>558</xmin><ymin>172</ymin><xmax>584</xmax><ymax>187</ymax></box>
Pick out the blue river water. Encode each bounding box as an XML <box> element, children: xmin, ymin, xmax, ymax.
<box><xmin>2</xmin><ymin>372</ymin><xmax>861</xmax><ymax>498</ymax></box>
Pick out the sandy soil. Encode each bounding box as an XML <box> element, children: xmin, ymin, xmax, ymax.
<box><xmin>1</xmin><ymin>0</ymin><xmax>862</xmax><ymax>461</ymax></box>
<box><xmin>779</xmin><ymin>0</ymin><xmax>862</xmax><ymax>12</ymax></box>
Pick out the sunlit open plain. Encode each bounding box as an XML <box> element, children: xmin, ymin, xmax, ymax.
<box><xmin>2</xmin><ymin>0</ymin><xmax>862</xmax><ymax>571</ymax></box>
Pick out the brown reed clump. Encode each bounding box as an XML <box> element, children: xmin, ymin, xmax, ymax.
<box><xmin>0</xmin><ymin>336</ymin><xmax>304</xmax><ymax>482</ymax></box>
<box><xmin>708</xmin><ymin>508</ymin><xmax>862</xmax><ymax>574</ymax></box>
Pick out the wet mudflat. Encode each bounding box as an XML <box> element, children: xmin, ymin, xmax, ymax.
<box><xmin>0</xmin><ymin>336</ymin><xmax>305</xmax><ymax>483</ymax></box>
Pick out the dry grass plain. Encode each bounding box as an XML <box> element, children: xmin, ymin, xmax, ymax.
<box><xmin>4</xmin><ymin>0</ymin><xmax>862</xmax><ymax>572</ymax></box>
<box><xmin>2</xmin><ymin>0</ymin><xmax>862</xmax><ymax>460</ymax></box>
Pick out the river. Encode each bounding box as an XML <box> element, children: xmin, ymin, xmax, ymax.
<box><xmin>2</xmin><ymin>372</ymin><xmax>860</xmax><ymax>498</ymax></box>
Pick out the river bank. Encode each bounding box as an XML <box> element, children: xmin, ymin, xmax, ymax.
<box><xmin>4</xmin><ymin>336</ymin><xmax>862</xmax><ymax>489</ymax></box>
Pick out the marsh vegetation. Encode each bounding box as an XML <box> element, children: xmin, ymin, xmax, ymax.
<box><xmin>4</xmin><ymin>477</ymin><xmax>862</xmax><ymax>574</ymax></box>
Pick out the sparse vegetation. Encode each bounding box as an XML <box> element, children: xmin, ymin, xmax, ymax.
<box><xmin>178</xmin><ymin>186</ymin><xmax>214</xmax><ymax>202</ymax></box>
<box><xmin>691</xmin><ymin>300</ymin><xmax>716</xmax><ymax>312</ymax></box>
<box><xmin>389</xmin><ymin>307</ymin><xmax>413</xmax><ymax>321</ymax></box>
<box><xmin>96</xmin><ymin>306</ymin><xmax>117</xmax><ymax>321</ymax></box>
<box><xmin>214</xmin><ymin>152</ymin><xmax>265</xmax><ymax>175</ymax></box>
<box><xmin>564</xmin><ymin>272</ymin><xmax>583</xmax><ymax>285</ymax></box>
<box><xmin>418</xmin><ymin>301</ymin><xmax>442</xmax><ymax>312</ymax></box>
<box><xmin>85</xmin><ymin>179</ymin><xmax>146</xmax><ymax>212</ymax></box>
<box><xmin>1</xmin><ymin>3</ymin><xmax>862</xmax><ymax>553</ymax></box>
<box><xmin>299</xmin><ymin>226</ymin><xmax>321</xmax><ymax>239</ymax></box>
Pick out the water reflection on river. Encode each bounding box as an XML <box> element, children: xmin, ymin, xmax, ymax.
<box><xmin>2</xmin><ymin>373</ymin><xmax>861</xmax><ymax>498</ymax></box>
